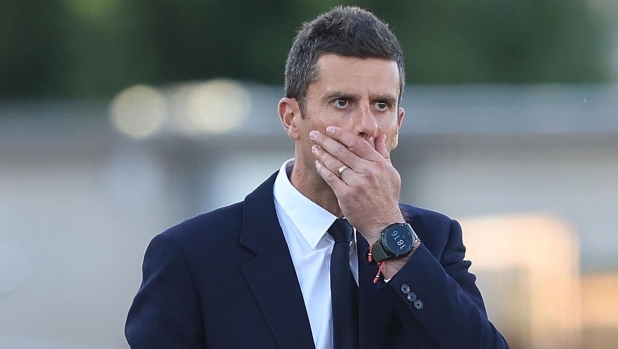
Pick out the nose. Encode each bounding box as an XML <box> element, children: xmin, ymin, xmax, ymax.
<box><xmin>353</xmin><ymin>103</ymin><xmax>378</xmax><ymax>143</ymax></box>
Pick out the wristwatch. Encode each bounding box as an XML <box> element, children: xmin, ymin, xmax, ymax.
<box><xmin>371</xmin><ymin>223</ymin><xmax>419</xmax><ymax>263</ymax></box>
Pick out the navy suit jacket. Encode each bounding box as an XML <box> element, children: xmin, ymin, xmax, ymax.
<box><xmin>125</xmin><ymin>172</ymin><xmax>509</xmax><ymax>348</ymax></box>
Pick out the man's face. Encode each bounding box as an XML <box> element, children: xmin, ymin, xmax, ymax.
<box><xmin>295</xmin><ymin>54</ymin><xmax>404</xmax><ymax>169</ymax></box>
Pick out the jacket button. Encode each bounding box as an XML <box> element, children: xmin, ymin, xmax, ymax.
<box><xmin>414</xmin><ymin>299</ymin><xmax>424</xmax><ymax>310</ymax></box>
<box><xmin>406</xmin><ymin>292</ymin><xmax>417</xmax><ymax>302</ymax></box>
<box><xmin>401</xmin><ymin>284</ymin><xmax>410</xmax><ymax>294</ymax></box>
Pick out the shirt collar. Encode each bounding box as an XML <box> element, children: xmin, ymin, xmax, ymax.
<box><xmin>273</xmin><ymin>159</ymin><xmax>338</xmax><ymax>249</ymax></box>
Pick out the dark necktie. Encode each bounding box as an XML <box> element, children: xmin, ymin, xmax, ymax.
<box><xmin>329</xmin><ymin>218</ymin><xmax>359</xmax><ymax>349</ymax></box>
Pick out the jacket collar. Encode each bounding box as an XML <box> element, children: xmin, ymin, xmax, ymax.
<box><xmin>239</xmin><ymin>171</ymin><xmax>396</xmax><ymax>349</ymax></box>
<box><xmin>240</xmin><ymin>171</ymin><xmax>316</xmax><ymax>349</ymax></box>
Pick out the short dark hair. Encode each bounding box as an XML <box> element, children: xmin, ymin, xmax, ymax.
<box><xmin>284</xmin><ymin>6</ymin><xmax>405</xmax><ymax>113</ymax></box>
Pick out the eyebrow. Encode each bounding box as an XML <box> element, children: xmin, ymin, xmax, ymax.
<box><xmin>323</xmin><ymin>91</ymin><xmax>398</xmax><ymax>104</ymax></box>
<box><xmin>323</xmin><ymin>91</ymin><xmax>360</xmax><ymax>102</ymax></box>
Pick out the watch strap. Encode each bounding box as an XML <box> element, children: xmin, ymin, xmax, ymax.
<box><xmin>371</xmin><ymin>238</ymin><xmax>390</xmax><ymax>263</ymax></box>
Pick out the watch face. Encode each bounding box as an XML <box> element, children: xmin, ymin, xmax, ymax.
<box><xmin>384</xmin><ymin>226</ymin><xmax>414</xmax><ymax>256</ymax></box>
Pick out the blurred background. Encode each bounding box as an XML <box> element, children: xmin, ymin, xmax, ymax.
<box><xmin>1</xmin><ymin>0</ymin><xmax>617</xmax><ymax>348</ymax></box>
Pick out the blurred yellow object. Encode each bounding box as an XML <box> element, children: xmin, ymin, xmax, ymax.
<box><xmin>170</xmin><ymin>79</ymin><xmax>251</xmax><ymax>136</ymax></box>
<box><xmin>461</xmin><ymin>214</ymin><xmax>581</xmax><ymax>349</ymax></box>
<box><xmin>580</xmin><ymin>273</ymin><xmax>618</xmax><ymax>348</ymax></box>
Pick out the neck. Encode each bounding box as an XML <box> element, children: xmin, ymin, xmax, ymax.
<box><xmin>288</xmin><ymin>159</ymin><xmax>343</xmax><ymax>217</ymax></box>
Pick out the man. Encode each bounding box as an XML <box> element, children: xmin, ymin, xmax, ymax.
<box><xmin>126</xmin><ymin>6</ymin><xmax>509</xmax><ymax>349</ymax></box>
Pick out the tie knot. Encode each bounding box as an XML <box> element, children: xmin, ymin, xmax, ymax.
<box><xmin>329</xmin><ymin>218</ymin><xmax>354</xmax><ymax>243</ymax></box>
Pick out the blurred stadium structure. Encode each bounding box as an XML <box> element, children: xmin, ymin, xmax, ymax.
<box><xmin>1</xmin><ymin>82</ymin><xmax>618</xmax><ymax>348</ymax></box>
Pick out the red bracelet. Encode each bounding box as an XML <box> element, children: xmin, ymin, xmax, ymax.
<box><xmin>368</xmin><ymin>243</ymin><xmax>385</xmax><ymax>284</ymax></box>
<box><xmin>368</xmin><ymin>240</ymin><xmax>422</xmax><ymax>284</ymax></box>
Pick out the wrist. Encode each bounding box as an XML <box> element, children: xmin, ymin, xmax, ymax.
<box><xmin>370</xmin><ymin>222</ymin><xmax>418</xmax><ymax>263</ymax></box>
<box><xmin>368</xmin><ymin>223</ymin><xmax>420</xmax><ymax>283</ymax></box>
<box><xmin>380</xmin><ymin>239</ymin><xmax>421</xmax><ymax>279</ymax></box>
<box><xmin>365</xmin><ymin>212</ymin><xmax>406</xmax><ymax>244</ymax></box>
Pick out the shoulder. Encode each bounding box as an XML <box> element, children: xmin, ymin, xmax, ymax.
<box><xmin>399</xmin><ymin>203</ymin><xmax>458</xmax><ymax>247</ymax></box>
<box><xmin>400</xmin><ymin>204</ymin><xmax>454</xmax><ymax>230</ymax></box>
<box><xmin>158</xmin><ymin>201</ymin><xmax>245</xmax><ymax>251</ymax></box>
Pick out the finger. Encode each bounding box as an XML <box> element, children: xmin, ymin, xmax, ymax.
<box><xmin>324</xmin><ymin>126</ymin><xmax>384</xmax><ymax>162</ymax></box>
<box><xmin>314</xmin><ymin>160</ymin><xmax>348</xmax><ymax>192</ymax></box>
<box><xmin>312</xmin><ymin>144</ymin><xmax>349</xmax><ymax>176</ymax></box>
<box><xmin>310</xmin><ymin>130</ymin><xmax>366</xmax><ymax>170</ymax></box>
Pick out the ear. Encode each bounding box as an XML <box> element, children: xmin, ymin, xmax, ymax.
<box><xmin>392</xmin><ymin>107</ymin><xmax>405</xmax><ymax>149</ymax></box>
<box><xmin>278</xmin><ymin>97</ymin><xmax>301</xmax><ymax>140</ymax></box>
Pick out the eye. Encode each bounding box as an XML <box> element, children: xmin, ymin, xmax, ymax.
<box><xmin>374</xmin><ymin>101</ymin><xmax>389</xmax><ymax>111</ymax></box>
<box><xmin>332</xmin><ymin>98</ymin><xmax>350</xmax><ymax>109</ymax></box>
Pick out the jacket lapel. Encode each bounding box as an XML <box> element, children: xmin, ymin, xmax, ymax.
<box><xmin>240</xmin><ymin>172</ymin><xmax>315</xmax><ymax>349</ymax></box>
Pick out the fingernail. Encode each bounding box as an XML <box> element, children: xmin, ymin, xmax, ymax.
<box><xmin>326</xmin><ymin>126</ymin><xmax>335</xmax><ymax>135</ymax></box>
<box><xmin>312</xmin><ymin>145</ymin><xmax>320</xmax><ymax>153</ymax></box>
<box><xmin>309</xmin><ymin>131</ymin><xmax>318</xmax><ymax>139</ymax></box>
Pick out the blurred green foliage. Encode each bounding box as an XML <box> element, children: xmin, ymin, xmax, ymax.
<box><xmin>0</xmin><ymin>0</ymin><xmax>610</xmax><ymax>98</ymax></box>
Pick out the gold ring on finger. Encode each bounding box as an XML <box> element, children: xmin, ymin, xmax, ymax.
<box><xmin>337</xmin><ymin>165</ymin><xmax>348</xmax><ymax>179</ymax></box>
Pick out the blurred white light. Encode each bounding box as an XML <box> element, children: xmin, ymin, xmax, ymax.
<box><xmin>172</xmin><ymin>79</ymin><xmax>250</xmax><ymax>135</ymax></box>
<box><xmin>109</xmin><ymin>85</ymin><xmax>168</xmax><ymax>139</ymax></box>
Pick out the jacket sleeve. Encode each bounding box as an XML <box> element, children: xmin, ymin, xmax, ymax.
<box><xmin>125</xmin><ymin>233</ymin><xmax>205</xmax><ymax>348</ymax></box>
<box><xmin>382</xmin><ymin>219</ymin><xmax>509</xmax><ymax>349</ymax></box>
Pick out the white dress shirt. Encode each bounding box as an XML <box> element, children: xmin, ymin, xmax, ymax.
<box><xmin>273</xmin><ymin>159</ymin><xmax>359</xmax><ymax>349</ymax></box>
